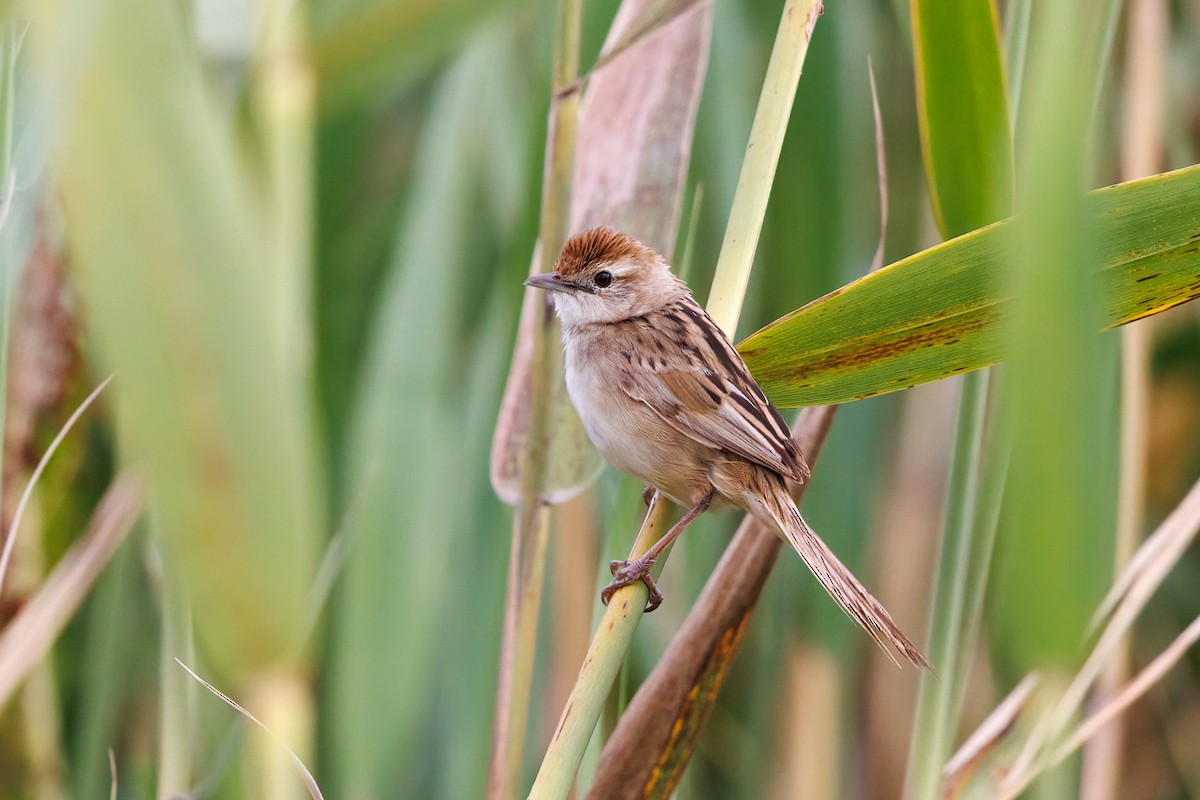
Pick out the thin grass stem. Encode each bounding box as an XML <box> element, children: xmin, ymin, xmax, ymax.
<box><xmin>0</xmin><ymin>374</ymin><xmax>112</xmax><ymax>600</ymax></box>
<box><xmin>486</xmin><ymin>2</ymin><xmax>583</xmax><ymax>796</ymax></box>
<box><xmin>904</xmin><ymin>369</ymin><xmax>989</xmax><ymax>800</ymax></box>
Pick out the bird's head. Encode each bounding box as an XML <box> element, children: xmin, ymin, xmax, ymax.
<box><xmin>525</xmin><ymin>227</ymin><xmax>688</xmax><ymax>326</ymax></box>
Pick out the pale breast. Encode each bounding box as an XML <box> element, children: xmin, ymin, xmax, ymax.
<box><xmin>562</xmin><ymin>323</ymin><xmax>712</xmax><ymax>507</ymax></box>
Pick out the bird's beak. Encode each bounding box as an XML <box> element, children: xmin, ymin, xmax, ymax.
<box><xmin>525</xmin><ymin>272</ymin><xmax>577</xmax><ymax>293</ymax></box>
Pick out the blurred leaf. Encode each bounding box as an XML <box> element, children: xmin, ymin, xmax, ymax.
<box><xmin>312</xmin><ymin>0</ymin><xmax>532</xmax><ymax>113</ymax></box>
<box><xmin>911</xmin><ymin>0</ymin><xmax>1013</xmax><ymax>237</ymax></box>
<box><xmin>991</xmin><ymin>0</ymin><xmax>1113</xmax><ymax>679</ymax></box>
<box><xmin>312</xmin><ymin>18</ymin><xmax>542</xmax><ymax>468</ymax></box>
<box><xmin>437</xmin><ymin>297</ymin><xmax>517</xmax><ymax>799</ymax></box>
<box><xmin>0</xmin><ymin>29</ymin><xmax>47</xmax><ymax>463</ymax></box>
<box><xmin>739</xmin><ymin>164</ymin><xmax>1200</xmax><ymax>408</ymax></box>
<box><xmin>51</xmin><ymin>0</ymin><xmax>323</xmax><ymax>677</ymax></box>
<box><xmin>326</xmin><ymin>28</ymin><xmax>522</xmax><ymax>797</ymax></box>
<box><xmin>69</xmin><ymin>536</ymin><xmax>152</xmax><ymax>800</ymax></box>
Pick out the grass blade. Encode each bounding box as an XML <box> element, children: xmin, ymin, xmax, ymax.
<box><xmin>910</xmin><ymin>0</ymin><xmax>1013</xmax><ymax>237</ymax></box>
<box><xmin>990</xmin><ymin>0</ymin><xmax>1112</xmax><ymax>671</ymax></box>
<box><xmin>904</xmin><ymin>370</ymin><xmax>990</xmax><ymax>800</ymax></box>
<box><xmin>53</xmin><ymin>0</ymin><xmax>324</xmax><ymax>676</ymax></box>
<box><xmin>0</xmin><ymin>374</ymin><xmax>111</xmax><ymax>598</ymax></box>
<box><xmin>175</xmin><ymin>659</ymin><xmax>324</xmax><ymax>800</ymax></box>
<box><xmin>0</xmin><ymin>475</ymin><xmax>142</xmax><ymax>710</ymax></box>
<box><xmin>987</xmin><ymin>3</ymin><xmax>1118</xmax><ymax>795</ymax></box>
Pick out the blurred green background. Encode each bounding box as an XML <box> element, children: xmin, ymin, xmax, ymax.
<box><xmin>0</xmin><ymin>0</ymin><xmax>1198</xmax><ymax>798</ymax></box>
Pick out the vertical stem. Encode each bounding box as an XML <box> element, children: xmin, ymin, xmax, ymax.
<box><xmin>256</xmin><ymin>0</ymin><xmax>315</xmax><ymax>372</ymax></box>
<box><xmin>706</xmin><ymin>0</ymin><xmax>823</xmax><ymax>334</ymax></box>
<box><xmin>248</xmin><ymin>671</ymin><xmax>315</xmax><ymax>800</ymax></box>
<box><xmin>158</xmin><ymin>584</ymin><xmax>194</xmax><ymax>799</ymax></box>
<box><xmin>488</xmin><ymin>504</ymin><xmax>552</xmax><ymax>799</ymax></box>
<box><xmin>1003</xmin><ymin>0</ymin><xmax>1032</xmax><ymax>128</ymax></box>
<box><xmin>249</xmin><ymin>4</ymin><xmax>318</xmax><ymax>797</ymax></box>
<box><xmin>528</xmin><ymin>498</ymin><xmax>674</xmax><ymax>800</ymax></box>
<box><xmin>487</xmin><ymin>1</ymin><xmax>583</xmax><ymax>797</ymax></box>
<box><xmin>904</xmin><ymin>369</ymin><xmax>989</xmax><ymax>800</ymax></box>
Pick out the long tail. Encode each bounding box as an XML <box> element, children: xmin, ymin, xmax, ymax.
<box><xmin>760</xmin><ymin>486</ymin><xmax>930</xmax><ymax>669</ymax></box>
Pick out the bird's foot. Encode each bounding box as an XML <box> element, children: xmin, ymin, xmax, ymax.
<box><xmin>642</xmin><ymin>485</ymin><xmax>657</xmax><ymax>507</ymax></box>
<box><xmin>600</xmin><ymin>557</ymin><xmax>663</xmax><ymax>613</ymax></box>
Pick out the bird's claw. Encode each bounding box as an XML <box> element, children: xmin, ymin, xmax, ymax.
<box><xmin>642</xmin><ymin>486</ymin><xmax>657</xmax><ymax>507</ymax></box>
<box><xmin>601</xmin><ymin>557</ymin><xmax>663</xmax><ymax>612</ymax></box>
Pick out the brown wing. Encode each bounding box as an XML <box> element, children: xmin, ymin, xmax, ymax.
<box><xmin>618</xmin><ymin>300</ymin><xmax>810</xmax><ymax>482</ymax></box>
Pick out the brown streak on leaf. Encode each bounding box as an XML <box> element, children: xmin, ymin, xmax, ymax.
<box><xmin>643</xmin><ymin>611</ymin><xmax>753</xmax><ymax>798</ymax></box>
<box><xmin>747</xmin><ymin>305</ymin><xmax>1000</xmax><ymax>383</ymax></box>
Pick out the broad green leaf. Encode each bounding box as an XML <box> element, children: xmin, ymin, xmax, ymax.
<box><xmin>911</xmin><ymin>0</ymin><xmax>1013</xmax><ymax>237</ymax></box>
<box><xmin>51</xmin><ymin>0</ymin><xmax>322</xmax><ymax>678</ymax></box>
<box><xmin>739</xmin><ymin>164</ymin><xmax>1200</xmax><ymax>408</ymax></box>
<box><xmin>327</xmin><ymin>31</ymin><xmax>516</xmax><ymax>797</ymax></box>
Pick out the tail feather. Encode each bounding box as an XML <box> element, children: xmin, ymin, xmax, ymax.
<box><xmin>765</xmin><ymin>493</ymin><xmax>930</xmax><ymax>669</ymax></box>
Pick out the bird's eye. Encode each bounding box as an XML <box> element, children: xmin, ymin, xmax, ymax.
<box><xmin>594</xmin><ymin>270</ymin><xmax>613</xmax><ymax>288</ymax></box>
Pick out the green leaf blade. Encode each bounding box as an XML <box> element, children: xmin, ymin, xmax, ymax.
<box><xmin>911</xmin><ymin>0</ymin><xmax>1013</xmax><ymax>236</ymax></box>
<box><xmin>739</xmin><ymin>164</ymin><xmax>1200</xmax><ymax>408</ymax></box>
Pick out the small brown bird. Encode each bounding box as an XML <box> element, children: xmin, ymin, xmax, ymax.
<box><xmin>526</xmin><ymin>227</ymin><xmax>927</xmax><ymax>667</ymax></box>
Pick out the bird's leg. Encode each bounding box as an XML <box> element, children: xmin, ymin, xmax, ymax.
<box><xmin>601</xmin><ymin>490</ymin><xmax>714</xmax><ymax>613</ymax></box>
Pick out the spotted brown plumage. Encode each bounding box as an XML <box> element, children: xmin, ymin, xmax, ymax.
<box><xmin>618</xmin><ymin>297</ymin><xmax>810</xmax><ymax>484</ymax></box>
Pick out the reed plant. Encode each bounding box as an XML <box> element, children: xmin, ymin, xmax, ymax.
<box><xmin>0</xmin><ymin>0</ymin><xmax>1198</xmax><ymax>798</ymax></box>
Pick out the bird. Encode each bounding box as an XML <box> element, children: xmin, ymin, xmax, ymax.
<box><xmin>525</xmin><ymin>227</ymin><xmax>928</xmax><ymax>668</ymax></box>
